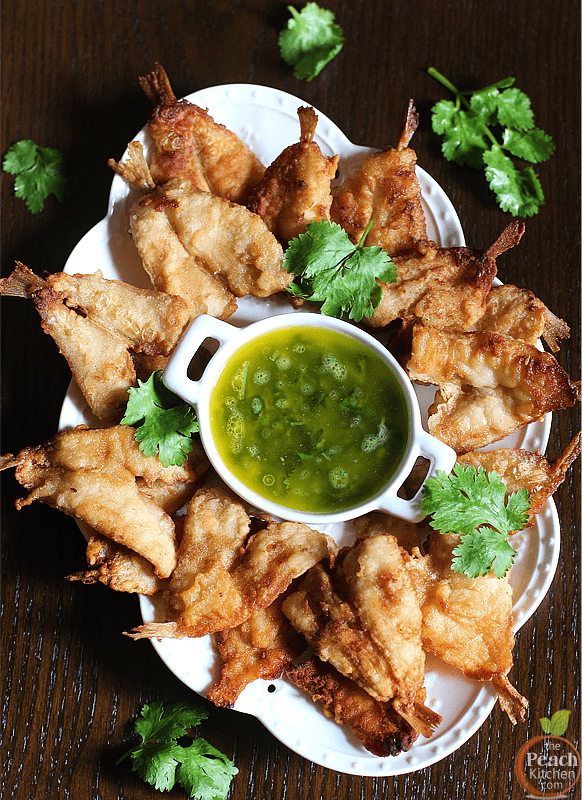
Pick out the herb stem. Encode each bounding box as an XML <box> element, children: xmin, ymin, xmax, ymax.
<box><xmin>427</xmin><ymin>67</ymin><xmax>469</xmax><ymax>108</ymax></box>
<box><xmin>428</xmin><ymin>67</ymin><xmax>500</xmax><ymax>146</ymax></box>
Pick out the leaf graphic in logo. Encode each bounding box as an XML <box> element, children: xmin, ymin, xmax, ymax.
<box><xmin>550</xmin><ymin>710</ymin><xmax>571</xmax><ymax>736</ymax></box>
<box><xmin>540</xmin><ymin>710</ymin><xmax>571</xmax><ymax>736</ymax></box>
<box><xmin>539</xmin><ymin>717</ymin><xmax>553</xmax><ymax>733</ymax></box>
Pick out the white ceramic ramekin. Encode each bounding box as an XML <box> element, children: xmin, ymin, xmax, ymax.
<box><xmin>164</xmin><ymin>313</ymin><xmax>456</xmax><ymax>524</ymax></box>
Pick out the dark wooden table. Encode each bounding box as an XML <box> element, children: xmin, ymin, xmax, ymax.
<box><xmin>2</xmin><ymin>2</ymin><xmax>580</xmax><ymax>798</ymax></box>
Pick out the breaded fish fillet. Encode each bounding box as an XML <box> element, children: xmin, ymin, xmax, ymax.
<box><xmin>129</xmin><ymin>487</ymin><xmax>336</xmax><ymax>639</ymax></box>
<box><xmin>285</xmin><ymin>658</ymin><xmax>421</xmax><ymax>757</ymax></box>
<box><xmin>283</xmin><ymin>538</ymin><xmax>440</xmax><ymax>738</ymax></box>
<box><xmin>208</xmin><ymin>595</ymin><xmax>304</xmax><ymax>708</ymax></box>
<box><xmin>1</xmin><ymin>426</ymin><xmax>209</xmax><ymax>578</ymax></box>
<box><xmin>0</xmin><ymin>263</ymin><xmax>190</xmax><ymax>423</ymax></box>
<box><xmin>130</xmin><ymin>179</ymin><xmax>291</xmax><ymax>304</ymax></box>
<box><xmin>407</xmin><ymin>324</ymin><xmax>581</xmax><ymax>452</ymax></box>
<box><xmin>406</xmin><ymin>531</ymin><xmax>527</xmax><ymax>724</ymax></box>
<box><xmin>139</xmin><ymin>62</ymin><xmax>265</xmax><ymax>204</ymax></box>
<box><xmin>367</xmin><ymin>221</ymin><xmax>524</xmax><ymax>331</ymax></box>
<box><xmin>331</xmin><ymin>100</ymin><xmax>427</xmax><ymax>256</ymax></box>
<box><xmin>247</xmin><ymin>106</ymin><xmax>340</xmax><ymax>244</ymax></box>
<box><xmin>470</xmin><ymin>283</ymin><xmax>570</xmax><ymax>351</ymax></box>
<box><xmin>457</xmin><ymin>432</ymin><xmax>582</xmax><ymax>524</ymax></box>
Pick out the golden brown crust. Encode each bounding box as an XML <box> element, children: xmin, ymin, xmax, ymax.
<box><xmin>407</xmin><ymin>324</ymin><xmax>580</xmax><ymax>452</ymax></box>
<box><xmin>330</xmin><ymin>100</ymin><xmax>426</xmax><ymax>257</ymax></box>
<box><xmin>285</xmin><ymin>658</ymin><xmax>422</xmax><ymax>757</ymax></box>
<box><xmin>207</xmin><ymin>595</ymin><xmax>304</xmax><ymax>708</ymax></box>
<box><xmin>139</xmin><ymin>62</ymin><xmax>265</xmax><ymax>203</ymax></box>
<box><xmin>458</xmin><ymin>432</ymin><xmax>582</xmax><ymax>524</ymax></box>
<box><xmin>247</xmin><ymin>106</ymin><xmax>340</xmax><ymax>245</ymax></box>
<box><xmin>368</xmin><ymin>222</ymin><xmax>524</xmax><ymax>331</ymax></box>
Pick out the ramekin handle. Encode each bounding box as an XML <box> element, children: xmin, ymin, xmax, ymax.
<box><xmin>163</xmin><ymin>315</ymin><xmax>237</xmax><ymax>407</ymax></box>
<box><xmin>375</xmin><ymin>430</ymin><xmax>457</xmax><ymax>523</ymax></box>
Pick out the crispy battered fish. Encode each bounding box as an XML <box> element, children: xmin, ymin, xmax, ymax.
<box><xmin>286</xmin><ymin>658</ymin><xmax>420</xmax><ymax>757</ymax></box>
<box><xmin>283</xmin><ymin>538</ymin><xmax>441</xmax><ymax>738</ymax></box>
<box><xmin>67</xmin><ymin>534</ymin><xmax>168</xmax><ymax>595</ymax></box>
<box><xmin>404</xmin><ymin>439</ymin><xmax>581</xmax><ymax>723</ymax></box>
<box><xmin>130</xmin><ymin>179</ymin><xmax>291</xmax><ymax>305</ymax></box>
<box><xmin>138</xmin><ymin>62</ymin><xmax>265</xmax><ymax>203</ymax></box>
<box><xmin>407</xmin><ymin>324</ymin><xmax>581</xmax><ymax>453</ymax></box>
<box><xmin>247</xmin><ymin>106</ymin><xmax>340</xmax><ymax>244</ymax></box>
<box><xmin>1</xmin><ymin>425</ymin><xmax>208</xmax><ymax>578</ymax></box>
<box><xmin>0</xmin><ymin>263</ymin><xmax>190</xmax><ymax>423</ymax></box>
<box><xmin>330</xmin><ymin>100</ymin><xmax>427</xmax><ymax>256</ymax></box>
<box><xmin>353</xmin><ymin>510</ymin><xmax>424</xmax><ymax>554</ymax></box>
<box><xmin>367</xmin><ymin>221</ymin><xmax>524</xmax><ymax>330</ymax></box>
<box><xmin>129</xmin><ymin>487</ymin><xmax>336</xmax><ymax>639</ymax></box>
<box><xmin>457</xmin><ymin>432</ymin><xmax>582</xmax><ymax>524</ymax></box>
<box><xmin>406</xmin><ymin>531</ymin><xmax>528</xmax><ymax>724</ymax></box>
<box><xmin>471</xmin><ymin>283</ymin><xmax>570</xmax><ymax>351</ymax></box>
<box><xmin>207</xmin><ymin>595</ymin><xmax>304</xmax><ymax>708</ymax></box>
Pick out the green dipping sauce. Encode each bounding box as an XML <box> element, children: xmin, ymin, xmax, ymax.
<box><xmin>209</xmin><ymin>326</ymin><xmax>409</xmax><ymax>513</ymax></box>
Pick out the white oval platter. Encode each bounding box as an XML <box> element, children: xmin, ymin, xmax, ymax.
<box><xmin>59</xmin><ymin>84</ymin><xmax>556</xmax><ymax>777</ymax></box>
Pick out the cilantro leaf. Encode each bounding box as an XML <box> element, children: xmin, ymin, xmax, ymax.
<box><xmin>483</xmin><ymin>146</ymin><xmax>545</xmax><ymax>217</ymax></box>
<box><xmin>501</xmin><ymin>127</ymin><xmax>555</xmax><ymax>163</ymax></box>
<box><xmin>421</xmin><ymin>463</ymin><xmax>531</xmax><ymax>578</ymax></box>
<box><xmin>279</xmin><ymin>3</ymin><xmax>344</xmax><ymax>81</ymax></box>
<box><xmin>451</xmin><ymin>528</ymin><xmax>517</xmax><ymax>579</ymax></box>
<box><xmin>134</xmin><ymin>701</ymin><xmax>209</xmax><ymax>744</ymax></box>
<box><xmin>284</xmin><ymin>219</ymin><xmax>397</xmax><ymax>321</ymax></box>
<box><xmin>3</xmin><ymin>140</ymin><xmax>66</xmax><ymax>212</ymax></box>
<box><xmin>176</xmin><ymin>739</ymin><xmax>238</xmax><ymax>800</ymax></box>
<box><xmin>431</xmin><ymin>101</ymin><xmax>491</xmax><ymax>168</ymax></box>
<box><xmin>428</xmin><ymin>68</ymin><xmax>554</xmax><ymax>216</ymax></box>
<box><xmin>121</xmin><ymin>371</ymin><xmax>199</xmax><ymax>467</ymax></box>
<box><xmin>130</xmin><ymin>740</ymin><xmax>182</xmax><ymax>791</ymax></box>
<box><xmin>117</xmin><ymin>702</ymin><xmax>237</xmax><ymax>800</ymax></box>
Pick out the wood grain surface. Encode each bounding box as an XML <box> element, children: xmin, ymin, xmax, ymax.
<box><xmin>1</xmin><ymin>2</ymin><xmax>580</xmax><ymax>799</ymax></box>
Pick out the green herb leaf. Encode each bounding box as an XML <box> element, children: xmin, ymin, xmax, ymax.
<box><xmin>501</xmin><ymin>127</ymin><xmax>555</xmax><ymax>163</ymax></box>
<box><xmin>118</xmin><ymin>702</ymin><xmax>237</xmax><ymax>800</ymax></box>
<box><xmin>134</xmin><ymin>701</ymin><xmax>209</xmax><ymax>744</ymax></box>
<box><xmin>121</xmin><ymin>371</ymin><xmax>199</xmax><ymax>467</ymax></box>
<box><xmin>176</xmin><ymin>739</ymin><xmax>239</xmax><ymax>800</ymax></box>
<box><xmin>451</xmin><ymin>528</ymin><xmax>517</xmax><ymax>579</ymax></box>
<box><xmin>431</xmin><ymin>101</ymin><xmax>490</xmax><ymax>168</ymax></box>
<box><xmin>279</xmin><ymin>3</ymin><xmax>344</xmax><ymax>81</ymax></box>
<box><xmin>131</xmin><ymin>740</ymin><xmax>182</xmax><ymax>791</ymax></box>
<box><xmin>3</xmin><ymin>140</ymin><xmax>66</xmax><ymax>212</ymax></box>
<box><xmin>483</xmin><ymin>146</ymin><xmax>545</xmax><ymax>217</ymax></box>
<box><xmin>284</xmin><ymin>219</ymin><xmax>397</xmax><ymax>321</ymax></box>
<box><xmin>421</xmin><ymin>463</ymin><xmax>531</xmax><ymax>578</ymax></box>
<box><xmin>539</xmin><ymin>717</ymin><xmax>553</xmax><ymax>734</ymax></box>
<box><xmin>545</xmin><ymin>710</ymin><xmax>571</xmax><ymax>736</ymax></box>
<box><xmin>428</xmin><ymin>68</ymin><xmax>554</xmax><ymax>216</ymax></box>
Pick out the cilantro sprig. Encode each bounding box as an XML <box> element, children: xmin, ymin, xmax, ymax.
<box><xmin>428</xmin><ymin>68</ymin><xmax>554</xmax><ymax>217</ymax></box>
<box><xmin>117</xmin><ymin>701</ymin><xmax>238</xmax><ymax>799</ymax></box>
<box><xmin>421</xmin><ymin>463</ymin><xmax>531</xmax><ymax>578</ymax></box>
<box><xmin>279</xmin><ymin>3</ymin><xmax>344</xmax><ymax>81</ymax></box>
<box><xmin>3</xmin><ymin>140</ymin><xmax>66</xmax><ymax>212</ymax></box>
<box><xmin>284</xmin><ymin>219</ymin><xmax>397</xmax><ymax>321</ymax></box>
<box><xmin>121</xmin><ymin>371</ymin><xmax>199</xmax><ymax>467</ymax></box>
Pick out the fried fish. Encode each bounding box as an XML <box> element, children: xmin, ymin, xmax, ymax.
<box><xmin>367</xmin><ymin>221</ymin><xmax>524</xmax><ymax>331</ymax></box>
<box><xmin>330</xmin><ymin>100</ymin><xmax>427</xmax><ymax>256</ymax></box>
<box><xmin>0</xmin><ymin>263</ymin><xmax>190</xmax><ymax>423</ymax></box>
<box><xmin>1</xmin><ymin>425</ymin><xmax>209</xmax><ymax>578</ymax></box>
<box><xmin>138</xmin><ymin>62</ymin><xmax>265</xmax><ymax>203</ymax></box>
<box><xmin>407</xmin><ymin>324</ymin><xmax>581</xmax><ymax>452</ymax></box>
<box><xmin>247</xmin><ymin>106</ymin><xmax>339</xmax><ymax>244</ymax></box>
<box><xmin>129</xmin><ymin>487</ymin><xmax>336</xmax><ymax>639</ymax></box>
